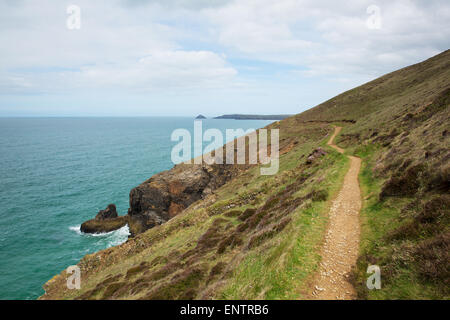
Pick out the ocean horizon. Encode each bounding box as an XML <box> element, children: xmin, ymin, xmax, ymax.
<box><xmin>0</xmin><ymin>117</ymin><xmax>272</xmax><ymax>300</ymax></box>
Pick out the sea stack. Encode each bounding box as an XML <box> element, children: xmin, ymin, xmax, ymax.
<box><xmin>80</xmin><ymin>204</ymin><xmax>128</xmax><ymax>234</ymax></box>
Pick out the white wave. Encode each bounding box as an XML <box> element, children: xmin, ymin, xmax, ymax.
<box><xmin>69</xmin><ymin>225</ymin><xmax>82</xmax><ymax>235</ymax></box>
<box><xmin>106</xmin><ymin>225</ymin><xmax>130</xmax><ymax>248</ymax></box>
<box><xmin>69</xmin><ymin>224</ymin><xmax>130</xmax><ymax>248</ymax></box>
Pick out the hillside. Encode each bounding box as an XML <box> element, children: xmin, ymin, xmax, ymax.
<box><xmin>41</xmin><ymin>50</ymin><xmax>449</xmax><ymax>300</ymax></box>
<box><xmin>214</xmin><ymin>114</ymin><xmax>292</xmax><ymax>120</ymax></box>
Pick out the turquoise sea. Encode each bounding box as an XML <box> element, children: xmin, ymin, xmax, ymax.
<box><xmin>0</xmin><ymin>117</ymin><xmax>272</xmax><ymax>300</ymax></box>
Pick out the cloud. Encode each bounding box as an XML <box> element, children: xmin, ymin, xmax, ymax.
<box><xmin>78</xmin><ymin>50</ymin><xmax>237</xmax><ymax>91</ymax></box>
<box><xmin>204</xmin><ymin>0</ymin><xmax>450</xmax><ymax>75</ymax></box>
<box><xmin>0</xmin><ymin>1</ymin><xmax>236</xmax><ymax>94</ymax></box>
<box><xmin>0</xmin><ymin>1</ymin><xmax>177</xmax><ymax>69</ymax></box>
<box><xmin>120</xmin><ymin>0</ymin><xmax>231</xmax><ymax>10</ymax></box>
<box><xmin>203</xmin><ymin>0</ymin><xmax>316</xmax><ymax>63</ymax></box>
<box><xmin>0</xmin><ymin>50</ymin><xmax>237</xmax><ymax>93</ymax></box>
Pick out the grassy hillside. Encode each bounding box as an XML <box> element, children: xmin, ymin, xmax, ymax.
<box><xmin>41</xmin><ymin>50</ymin><xmax>449</xmax><ymax>300</ymax></box>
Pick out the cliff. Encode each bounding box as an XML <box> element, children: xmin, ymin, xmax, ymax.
<box><xmin>126</xmin><ymin>163</ymin><xmax>242</xmax><ymax>236</ymax></box>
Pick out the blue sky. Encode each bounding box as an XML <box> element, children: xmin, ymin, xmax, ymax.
<box><xmin>0</xmin><ymin>0</ymin><xmax>449</xmax><ymax>116</ymax></box>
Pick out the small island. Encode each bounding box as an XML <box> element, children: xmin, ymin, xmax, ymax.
<box><xmin>195</xmin><ymin>114</ymin><xmax>207</xmax><ymax>119</ymax></box>
<box><xmin>214</xmin><ymin>114</ymin><xmax>292</xmax><ymax>120</ymax></box>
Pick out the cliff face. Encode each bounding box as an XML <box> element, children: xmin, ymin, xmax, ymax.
<box><xmin>126</xmin><ymin>163</ymin><xmax>240</xmax><ymax>236</ymax></box>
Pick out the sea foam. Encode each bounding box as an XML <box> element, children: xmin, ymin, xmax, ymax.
<box><xmin>69</xmin><ymin>224</ymin><xmax>130</xmax><ymax>248</ymax></box>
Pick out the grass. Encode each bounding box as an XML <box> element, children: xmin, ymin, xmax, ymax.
<box><xmin>352</xmin><ymin>143</ymin><xmax>449</xmax><ymax>300</ymax></box>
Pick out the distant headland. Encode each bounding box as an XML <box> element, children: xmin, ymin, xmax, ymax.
<box><xmin>213</xmin><ymin>114</ymin><xmax>292</xmax><ymax>120</ymax></box>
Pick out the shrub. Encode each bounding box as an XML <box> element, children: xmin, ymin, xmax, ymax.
<box><xmin>311</xmin><ymin>189</ymin><xmax>328</xmax><ymax>202</ymax></box>
<box><xmin>414</xmin><ymin>232</ymin><xmax>450</xmax><ymax>290</ymax></box>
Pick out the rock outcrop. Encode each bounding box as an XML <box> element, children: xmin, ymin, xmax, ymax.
<box><xmin>127</xmin><ymin>163</ymin><xmax>237</xmax><ymax>236</ymax></box>
<box><xmin>80</xmin><ymin>162</ymin><xmax>240</xmax><ymax>237</ymax></box>
<box><xmin>80</xmin><ymin>204</ymin><xmax>128</xmax><ymax>234</ymax></box>
<box><xmin>306</xmin><ymin>147</ymin><xmax>327</xmax><ymax>164</ymax></box>
<box><xmin>95</xmin><ymin>204</ymin><xmax>118</xmax><ymax>220</ymax></box>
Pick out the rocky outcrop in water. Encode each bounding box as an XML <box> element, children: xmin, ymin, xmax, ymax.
<box><xmin>95</xmin><ymin>204</ymin><xmax>118</xmax><ymax>219</ymax></box>
<box><xmin>80</xmin><ymin>204</ymin><xmax>128</xmax><ymax>234</ymax></box>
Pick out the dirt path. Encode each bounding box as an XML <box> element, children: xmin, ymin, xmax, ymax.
<box><xmin>309</xmin><ymin>126</ymin><xmax>361</xmax><ymax>300</ymax></box>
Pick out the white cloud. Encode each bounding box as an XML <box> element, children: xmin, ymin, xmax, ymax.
<box><xmin>204</xmin><ymin>0</ymin><xmax>449</xmax><ymax>75</ymax></box>
<box><xmin>78</xmin><ymin>50</ymin><xmax>237</xmax><ymax>91</ymax></box>
<box><xmin>120</xmin><ymin>0</ymin><xmax>232</xmax><ymax>10</ymax></box>
<box><xmin>0</xmin><ymin>50</ymin><xmax>237</xmax><ymax>93</ymax></box>
<box><xmin>204</xmin><ymin>0</ymin><xmax>316</xmax><ymax>62</ymax></box>
<box><xmin>0</xmin><ymin>1</ymin><xmax>237</xmax><ymax>93</ymax></box>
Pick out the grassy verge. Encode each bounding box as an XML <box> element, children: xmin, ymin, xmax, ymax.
<box><xmin>352</xmin><ymin>144</ymin><xmax>448</xmax><ymax>299</ymax></box>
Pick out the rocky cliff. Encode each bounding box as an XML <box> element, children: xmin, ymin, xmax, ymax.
<box><xmin>80</xmin><ymin>145</ymin><xmax>245</xmax><ymax>236</ymax></box>
<box><xmin>126</xmin><ymin>163</ymin><xmax>240</xmax><ymax>236</ymax></box>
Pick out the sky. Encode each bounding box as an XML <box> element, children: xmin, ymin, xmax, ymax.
<box><xmin>0</xmin><ymin>0</ymin><xmax>449</xmax><ymax>117</ymax></box>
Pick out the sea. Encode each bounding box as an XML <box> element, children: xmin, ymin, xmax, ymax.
<box><xmin>0</xmin><ymin>117</ymin><xmax>272</xmax><ymax>300</ymax></box>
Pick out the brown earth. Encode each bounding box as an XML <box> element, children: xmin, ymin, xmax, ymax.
<box><xmin>309</xmin><ymin>126</ymin><xmax>362</xmax><ymax>300</ymax></box>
